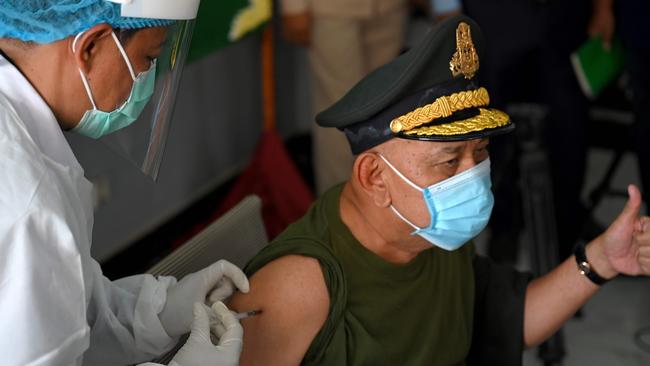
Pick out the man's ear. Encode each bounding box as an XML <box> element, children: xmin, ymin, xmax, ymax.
<box><xmin>71</xmin><ymin>23</ymin><xmax>114</xmax><ymax>75</ymax></box>
<box><xmin>354</xmin><ymin>152</ymin><xmax>392</xmax><ymax>208</ymax></box>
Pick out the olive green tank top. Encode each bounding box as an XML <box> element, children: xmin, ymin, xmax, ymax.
<box><xmin>245</xmin><ymin>184</ymin><xmax>475</xmax><ymax>365</ymax></box>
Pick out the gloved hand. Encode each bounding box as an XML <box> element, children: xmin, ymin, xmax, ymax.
<box><xmin>169</xmin><ymin>302</ymin><xmax>243</xmax><ymax>366</ymax></box>
<box><xmin>160</xmin><ymin>260</ymin><xmax>249</xmax><ymax>337</ymax></box>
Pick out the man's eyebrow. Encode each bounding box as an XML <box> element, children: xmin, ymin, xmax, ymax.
<box><xmin>426</xmin><ymin>138</ymin><xmax>489</xmax><ymax>161</ymax></box>
<box><xmin>423</xmin><ymin>145</ymin><xmax>463</xmax><ymax>164</ymax></box>
<box><xmin>437</xmin><ymin>145</ymin><xmax>464</xmax><ymax>154</ymax></box>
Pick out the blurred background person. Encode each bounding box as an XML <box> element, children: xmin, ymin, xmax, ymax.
<box><xmin>430</xmin><ymin>0</ymin><xmax>592</xmax><ymax>263</ymax></box>
<box><xmin>590</xmin><ymin>0</ymin><xmax>650</xmax><ymax>209</ymax></box>
<box><xmin>280</xmin><ymin>0</ymin><xmax>409</xmax><ymax>194</ymax></box>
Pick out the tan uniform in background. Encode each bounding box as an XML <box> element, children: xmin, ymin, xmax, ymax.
<box><xmin>281</xmin><ymin>0</ymin><xmax>408</xmax><ymax>194</ymax></box>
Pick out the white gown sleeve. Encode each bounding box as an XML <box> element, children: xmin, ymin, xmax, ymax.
<box><xmin>82</xmin><ymin>261</ymin><xmax>181</xmax><ymax>366</ymax></box>
<box><xmin>0</xmin><ymin>92</ymin><xmax>178</xmax><ymax>366</ymax></box>
<box><xmin>0</xmin><ymin>187</ymin><xmax>179</xmax><ymax>366</ymax></box>
<box><xmin>0</xmin><ymin>208</ymin><xmax>89</xmax><ymax>366</ymax></box>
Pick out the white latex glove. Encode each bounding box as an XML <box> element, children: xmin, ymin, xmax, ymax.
<box><xmin>169</xmin><ymin>302</ymin><xmax>243</xmax><ymax>366</ymax></box>
<box><xmin>160</xmin><ymin>260</ymin><xmax>249</xmax><ymax>337</ymax></box>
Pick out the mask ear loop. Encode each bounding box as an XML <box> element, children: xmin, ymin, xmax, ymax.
<box><xmin>377</xmin><ymin>154</ymin><xmax>424</xmax><ymax>192</ymax></box>
<box><xmin>72</xmin><ymin>31</ymin><xmax>98</xmax><ymax>110</ymax></box>
<box><xmin>390</xmin><ymin>206</ymin><xmax>421</xmax><ymax>231</ymax></box>
<box><xmin>376</xmin><ymin>153</ymin><xmax>424</xmax><ymax>231</ymax></box>
<box><xmin>71</xmin><ymin>30</ymin><xmax>139</xmax><ymax>112</ymax></box>
<box><xmin>110</xmin><ymin>32</ymin><xmax>137</xmax><ymax>81</ymax></box>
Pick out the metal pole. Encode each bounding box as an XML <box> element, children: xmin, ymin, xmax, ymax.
<box><xmin>512</xmin><ymin>103</ymin><xmax>566</xmax><ymax>366</ymax></box>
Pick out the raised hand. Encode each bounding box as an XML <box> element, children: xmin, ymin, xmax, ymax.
<box><xmin>599</xmin><ymin>185</ymin><xmax>650</xmax><ymax>276</ymax></box>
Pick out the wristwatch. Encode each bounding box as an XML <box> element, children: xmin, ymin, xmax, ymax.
<box><xmin>574</xmin><ymin>242</ymin><xmax>609</xmax><ymax>286</ymax></box>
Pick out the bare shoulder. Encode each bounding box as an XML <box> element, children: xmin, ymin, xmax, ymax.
<box><xmin>230</xmin><ymin>255</ymin><xmax>330</xmax><ymax>323</ymax></box>
<box><xmin>228</xmin><ymin>255</ymin><xmax>330</xmax><ymax>366</ymax></box>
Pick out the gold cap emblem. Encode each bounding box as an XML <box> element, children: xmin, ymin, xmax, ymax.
<box><xmin>449</xmin><ymin>22</ymin><xmax>479</xmax><ymax>79</ymax></box>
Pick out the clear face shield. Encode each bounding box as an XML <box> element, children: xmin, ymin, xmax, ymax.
<box><xmin>95</xmin><ymin>0</ymin><xmax>199</xmax><ymax>180</ymax></box>
<box><xmin>99</xmin><ymin>20</ymin><xmax>194</xmax><ymax>180</ymax></box>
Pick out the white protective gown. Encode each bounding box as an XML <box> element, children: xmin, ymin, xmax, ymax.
<box><xmin>0</xmin><ymin>54</ymin><xmax>179</xmax><ymax>365</ymax></box>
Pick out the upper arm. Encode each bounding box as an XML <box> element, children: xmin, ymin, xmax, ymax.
<box><xmin>227</xmin><ymin>255</ymin><xmax>330</xmax><ymax>366</ymax></box>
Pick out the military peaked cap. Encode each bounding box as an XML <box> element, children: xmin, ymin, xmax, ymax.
<box><xmin>316</xmin><ymin>15</ymin><xmax>514</xmax><ymax>154</ymax></box>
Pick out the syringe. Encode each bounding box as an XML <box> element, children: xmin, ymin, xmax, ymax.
<box><xmin>235</xmin><ymin>309</ymin><xmax>262</xmax><ymax>320</ymax></box>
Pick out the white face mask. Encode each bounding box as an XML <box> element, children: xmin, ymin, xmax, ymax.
<box><xmin>379</xmin><ymin>155</ymin><xmax>494</xmax><ymax>251</ymax></box>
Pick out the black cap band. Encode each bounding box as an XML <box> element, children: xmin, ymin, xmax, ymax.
<box><xmin>343</xmin><ymin>78</ymin><xmax>479</xmax><ymax>154</ymax></box>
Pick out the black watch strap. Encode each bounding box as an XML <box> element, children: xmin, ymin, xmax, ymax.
<box><xmin>574</xmin><ymin>242</ymin><xmax>609</xmax><ymax>286</ymax></box>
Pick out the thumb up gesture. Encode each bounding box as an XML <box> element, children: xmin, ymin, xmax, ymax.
<box><xmin>598</xmin><ymin>185</ymin><xmax>650</xmax><ymax>276</ymax></box>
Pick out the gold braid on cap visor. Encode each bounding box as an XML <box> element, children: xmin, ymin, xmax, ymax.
<box><xmin>389</xmin><ymin>87</ymin><xmax>499</xmax><ymax>135</ymax></box>
<box><xmin>403</xmin><ymin>108</ymin><xmax>510</xmax><ymax>136</ymax></box>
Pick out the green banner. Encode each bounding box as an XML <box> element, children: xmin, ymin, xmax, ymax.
<box><xmin>188</xmin><ymin>0</ymin><xmax>272</xmax><ymax>62</ymax></box>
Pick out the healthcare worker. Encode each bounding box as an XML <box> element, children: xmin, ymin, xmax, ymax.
<box><xmin>0</xmin><ymin>1</ymin><xmax>249</xmax><ymax>365</ymax></box>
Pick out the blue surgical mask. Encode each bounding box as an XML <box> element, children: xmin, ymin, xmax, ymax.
<box><xmin>72</xmin><ymin>31</ymin><xmax>156</xmax><ymax>139</ymax></box>
<box><xmin>379</xmin><ymin>154</ymin><xmax>494</xmax><ymax>251</ymax></box>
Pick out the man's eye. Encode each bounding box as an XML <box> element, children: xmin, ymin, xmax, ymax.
<box><xmin>444</xmin><ymin>158</ymin><xmax>459</xmax><ymax>167</ymax></box>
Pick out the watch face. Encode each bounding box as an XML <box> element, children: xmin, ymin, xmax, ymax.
<box><xmin>578</xmin><ymin>261</ymin><xmax>591</xmax><ymax>275</ymax></box>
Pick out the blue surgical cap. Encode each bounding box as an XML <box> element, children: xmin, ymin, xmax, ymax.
<box><xmin>0</xmin><ymin>1</ymin><xmax>173</xmax><ymax>44</ymax></box>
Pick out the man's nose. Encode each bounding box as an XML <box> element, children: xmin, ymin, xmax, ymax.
<box><xmin>456</xmin><ymin>155</ymin><xmax>486</xmax><ymax>174</ymax></box>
